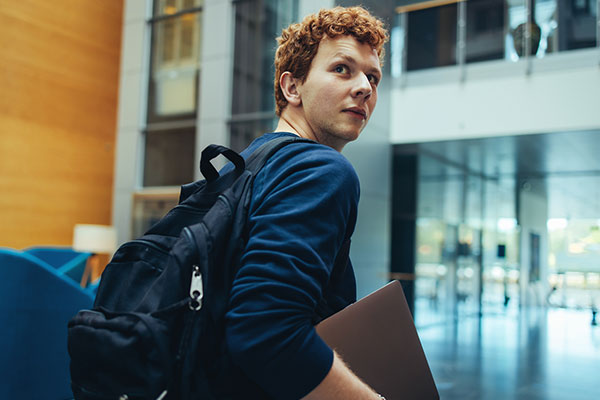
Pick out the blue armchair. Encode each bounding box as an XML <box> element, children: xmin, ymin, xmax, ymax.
<box><xmin>0</xmin><ymin>247</ymin><xmax>94</xmax><ymax>399</ymax></box>
<box><xmin>24</xmin><ymin>246</ymin><xmax>92</xmax><ymax>286</ymax></box>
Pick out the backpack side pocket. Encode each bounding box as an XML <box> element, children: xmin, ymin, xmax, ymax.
<box><xmin>68</xmin><ymin>305</ymin><xmax>185</xmax><ymax>400</ymax></box>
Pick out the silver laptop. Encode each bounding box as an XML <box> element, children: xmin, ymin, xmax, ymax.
<box><xmin>316</xmin><ymin>280</ymin><xmax>439</xmax><ymax>400</ymax></box>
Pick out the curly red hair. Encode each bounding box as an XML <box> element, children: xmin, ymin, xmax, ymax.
<box><xmin>274</xmin><ymin>6</ymin><xmax>389</xmax><ymax>116</ymax></box>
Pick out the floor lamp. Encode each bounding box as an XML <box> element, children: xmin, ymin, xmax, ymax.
<box><xmin>73</xmin><ymin>224</ymin><xmax>117</xmax><ymax>287</ymax></box>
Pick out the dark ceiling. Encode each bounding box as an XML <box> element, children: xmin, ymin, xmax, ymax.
<box><xmin>395</xmin><ymin>130</ymin><xmax>600</xmax><ymax>219</ymax></box>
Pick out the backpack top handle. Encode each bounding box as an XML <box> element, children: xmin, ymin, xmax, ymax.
<box><xmin>200</xmin><ymin>145</ymin><xmax>246</xmax><ymax>183</ymax></box>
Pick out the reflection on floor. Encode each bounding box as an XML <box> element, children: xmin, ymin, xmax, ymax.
<box><xmin>416</xmin><ymin>304</ymin><xmax>600</xmax><ymax>400</ymax></box>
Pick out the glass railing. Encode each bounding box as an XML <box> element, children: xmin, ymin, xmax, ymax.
<box><xmin>392</xmin><ymin>0</ymin><xmax>599</xmax><ymax>73</ymax></box>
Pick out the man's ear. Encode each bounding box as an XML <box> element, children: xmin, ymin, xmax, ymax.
<box><xmin>279</xmin><ymin>71</ymin><xmax>302</xmax><ymax>107</ymax></box>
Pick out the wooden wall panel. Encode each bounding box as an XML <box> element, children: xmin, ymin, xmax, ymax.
<box><xmin>0</xmin><ymin>1</ymin><xmax>124</xmax><ymax>248</ymax></box>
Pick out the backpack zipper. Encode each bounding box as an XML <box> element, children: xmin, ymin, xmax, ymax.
<box><xmin>188</xmin><ymin>264</ymin><xmax>203</xmax><ymax>311</ymax></box>
<box><xmin>183</xmin><ymin>227</ymin><xmax>203</xmax><ymax>311</ymax></box>
<box><xmin>122</xmin><ymin>239</ymin><xmax>169</xmax><ymax>255</ymax></box>
<box><xmin>171</xmin><ymin>227</ymin><xmax>205</xmax><ymax>395</ymax></box>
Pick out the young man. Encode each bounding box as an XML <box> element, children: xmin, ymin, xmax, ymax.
<box><xmin>216</xmin><ymin>6</ymin><xmax>388</xmax><ymax>399</ymax></box>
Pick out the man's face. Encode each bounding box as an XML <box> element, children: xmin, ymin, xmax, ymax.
<box><xmin>296</xmin><ymin>35</ymin><xmax>382</xmax><ymax>151</ymax></box>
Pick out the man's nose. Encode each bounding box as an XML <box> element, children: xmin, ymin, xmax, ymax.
<box><xmin>351</xmin><ymin>73</ymin><xmax>372</xmax><ymax>100</ymax></box>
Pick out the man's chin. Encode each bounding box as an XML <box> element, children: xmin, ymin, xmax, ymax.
<box><xmin>334</xmin><ymin>131</ymin><xmax>362</xmax><ymax>151</ymax></box>
<box><xmin>341</xmin><ymin>127</ymin><xmax>363</xmax><ymax>142</ymax></box>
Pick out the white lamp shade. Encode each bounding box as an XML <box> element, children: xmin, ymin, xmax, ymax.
<box><xmin>73</xmin><ymin>224</ymin><xmax>117</xmax><ymax>254</ymax></box>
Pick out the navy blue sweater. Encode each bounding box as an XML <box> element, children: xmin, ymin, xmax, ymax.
<box><xmin>218</xmin><ymin>132</ymin><xmax>359</xmax><ymax>399</ymax></box>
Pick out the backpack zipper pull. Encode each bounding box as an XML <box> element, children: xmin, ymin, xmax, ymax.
<box><xmin>189</xmin><ymin>265</ymin><xmax>203</xmax><ymax>311</ymax></box>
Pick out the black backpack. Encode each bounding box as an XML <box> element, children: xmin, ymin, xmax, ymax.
<box><xmin>67</xmin><ymin>136</ymin><xmax>314</xmax><ymax>400</ymax></box>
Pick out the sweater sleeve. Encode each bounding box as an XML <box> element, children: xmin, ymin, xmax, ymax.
<box><xmin>224</xmin><ymin>143</ymin><xmax>359</xmax><ymax>400</ymax></box>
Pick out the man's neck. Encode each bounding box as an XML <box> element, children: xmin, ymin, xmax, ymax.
<box><xmin>274</xmin><ymin>111</ymin><xmax>307</xmax><ymax>139</ymax></box>
<box><xmin>274</xmin><ymin>109</ymin><xmax>345</xmax><ymax>152</ymax></box>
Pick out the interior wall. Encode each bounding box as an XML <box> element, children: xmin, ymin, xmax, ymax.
<box><xmin>391</xmin><ymin>52</ymin><xmax>600</xmax><ymax>143</ymax></box>
<box><xmin>0</xmin><ymin>1</ymin><xmax>123</xmax><ymax>248</ymax></box>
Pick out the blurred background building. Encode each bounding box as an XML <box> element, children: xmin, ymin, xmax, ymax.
<box><xmin>1</xmin><ymin>0</ymin><xmax>599</xmax><ymax>399</ymax></box>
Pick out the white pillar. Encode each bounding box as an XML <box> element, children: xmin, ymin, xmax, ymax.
<box><xmin>518</xmin><ymin>181</ymin><xmax>549</xmax><ymax>307</ymax></box>
<box><xmin>195</xmin><ymin>0</ymin><xmax>235</xmax><ymax>179</ymax></box>
<box><xmin>112</xmin><ymin>0</ymin><xmax>152</xmax><ymax>245</ymax></box>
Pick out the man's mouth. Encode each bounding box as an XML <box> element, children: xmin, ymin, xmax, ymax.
<box><xmin>343</xmin><ymin>107</ymin><xmax>367</xmax><ymax>120</ymax></box>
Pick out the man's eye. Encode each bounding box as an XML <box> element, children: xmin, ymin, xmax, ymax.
<box><xmin>334</xmin><ymin>65</ymin><xmax>349</xmax><ymax>74</ymax></box>
<box><xmin>368</xmin><ymin>74</ymin><xmax>379</xmax><ymax>85</ymax></box>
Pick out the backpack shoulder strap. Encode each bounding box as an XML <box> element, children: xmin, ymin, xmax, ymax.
<box><xmin>179</xmin><ymin>136</ymin><xmax>313</xmax><ymax>203</ymax></box>
<box><xmin>245</xmin><ymin>136</ymin><xmax>316</xmax><ymax>175</ymax></box>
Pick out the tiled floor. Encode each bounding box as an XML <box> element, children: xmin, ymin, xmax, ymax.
<box><xmin>416</xmin><ymin>304</ymin><xmax>600</xmax><ymax>400</ymax></box>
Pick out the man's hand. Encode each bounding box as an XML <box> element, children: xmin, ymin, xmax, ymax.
<box><xmin>301</xmin><ymin>351</ymin><xmax>383</xmax><ymax>400</ymax></box>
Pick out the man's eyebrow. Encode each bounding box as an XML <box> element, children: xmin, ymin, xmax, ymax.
<box><xmin>331</xmin><ymin>52</ymin><xmax>381</xmax><ymax>77</ymax></box>
<box><xmin>332</xmin><ymin>53</ymin><xmax>356</xmax><ymax>63</ymax></box>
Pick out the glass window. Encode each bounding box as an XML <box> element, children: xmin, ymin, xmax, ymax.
<box><xmin>414</xmin><ymin>154</ymin><xmax>465</xmax><ymax>324</ymax></box>
<box><xmin>508</xmin><ymin>0</ymin><xmax>559</xmax><ymax>59</ymax></box>
<box><xmin>534</xmin><ymin>0</ymin><xmax>559</xmax><ymax>57</ymax></box>
<box><xmin>506</xmin><ymin>0</ymin><xmax>528</xmax><ymax>60</ymax></box>
<box><xmin>556</xmin><ymin>0</ymin><xmax>597</xmax><ymax>51</ymax></box>
<box><xmin>466</xmin><ymin>0</ymin><xmax>506</xmax><ymax>63</ymax></box>
<box><xmin>132</xmin><ymin>192</ymin><xmax>179</xmax><ymax>238</ymax></box>
<box><xmin>144</xmin><ymin>0</ymin><xmax>203</xmax><ymax>188</ymax></box>
<box><xmin>390</xmin><ymin>13</ymin><xmax>405</xmax><ymax>79</ymax></box>
<box><xmin>398</xmin><ymin>0</ymin><xmax>597</xmax><ymax>70</ymax></box>
<box><xmin>230</xmin><ymin>0</ymin><xmax>297</xmax><ymax>149</ymax></box>
<box><xmin>406</xmin><ymin>4</ymin><xmax>458</xmax><ymax>71</ymax></box>
<box><xmin>153</xmin><ymin>0</ymin><xmax>202</xmax><ymax>19</ymax></box>
<box><xmin>229</xmin><ymin>119</ymin><xmax>277</xmax><ymax>153</ymax></box>
<box><xmin>148</xmin><ymin>1</ymin><xmax>203</xmax><ymax>122</ymax></box>
<box><xmin>143</xmin><ymin>127</ymin><xmax>196</xmax><ymax>187</ymax></box>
